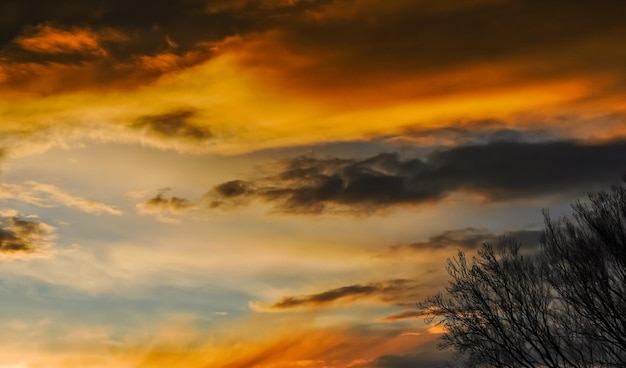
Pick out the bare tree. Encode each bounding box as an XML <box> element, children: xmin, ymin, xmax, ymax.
<box><xmin>542</xmin><ymin>183</ymin><xmax>626</xmax><ymax>366</ymax></box>
<box><xmin>419</xmin><ymin>182</ymin><xmax>626</xmax><ymax>367</ymax></box>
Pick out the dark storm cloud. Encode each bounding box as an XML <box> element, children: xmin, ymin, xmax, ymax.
<box><xmin>235</xmin><ymin>0</ymin><xmax>626</xmax><ymax>98</ymax></box>
<box><xmin>3</xmin><ymin>0</ymin><xmax>624</xmax><ymax>62</ymax></box>
<box><xmin>291</xmin><ymin>1</ymin><xmax>626</xmax><ymax>70</ymax></box>
<box><xmin>430</xmin><ymin>139</ymin><xmax>626</xmax><ymax>200</ymax></box>
<box><xmin>207</xmin><ymin>140</ymin><xmax>626</xmax><ymax>214</ymax></box>
<box><xmin>264</xmin><ymin>279</ymin><xmax>421</xmax><ymax>310</ymax></box>
<box><xmin>132</xmin><ymin>109</ymin><xmax>211</xmax><ymax>141</ymax></box>
<box><xmin>2</xmin><ymin>1</ymin><xmax>626</xmax><ymax>96</ymax></box>
<box><xmin>408</xmin><ymin>228</ymin><xmax>542</xmax><ymax>251</ymax></box>
<box><xmin>0</xmin><ymin>216</ymin><xmax>54</xmax><ymax>257</ymax></box>
<box><xmin>0</xmin><ymin>1</ymin><xmax>331</xmax><ymax>78</ymax></box>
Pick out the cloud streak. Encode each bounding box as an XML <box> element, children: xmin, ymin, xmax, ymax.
<box><xmin>378</xmin><ymin>310</ymin><xmax>429</xmax><ymax>323</ymax></box>
<box><xmin>0</xmin><ymin>181</ymin><xmax>122</xmax><ymax>215</ymax></box>
<box><xmin>406</xmin><ymin>228</ymin><xmax>542</xmax><ymax>251</ymax></box>
<box><xmin>252</xmin><ymin>279</ymin><xmax>422</xmax><ymax>311</ymax></box>
<box><xmin>206</xmin><ymin>140</ymin><xmax>626</xmax><ymax>214</ymax></box>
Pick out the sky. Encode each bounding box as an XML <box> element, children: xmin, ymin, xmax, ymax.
<box><xmin>1</xmin><ymin>0</ymin><xmax>626</xmax><ymax>367</ymax></box>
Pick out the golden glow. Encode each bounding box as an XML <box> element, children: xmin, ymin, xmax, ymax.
<box><xmin>1</xmin><ymin>49</ymin><xmax>620</xmax><ymax>157</ymax></box>
<box><xmin>1</xmin><ymin>2</ymin><xmax>626</xmax><ymax>366</ymax></box>
<box><xmin>427</xmin><ymin>325</ymin><xmax>447</xmax><ymax>335</ymax></box>
<box><xmin>0</xmin><ymin>316</ymin><xmax>437</xmax><ymax>368</ymax></box>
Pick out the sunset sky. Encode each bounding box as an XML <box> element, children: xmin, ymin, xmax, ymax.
<box><xmin>1</xmin><ymin>1</ymin><xmax>626</xmax><ymax>367</ymax></box>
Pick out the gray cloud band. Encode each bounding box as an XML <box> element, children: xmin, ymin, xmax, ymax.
<box><xmin>207</xmin><ymin>140</ymin><xmax>626</xmax><ymax>214</ymax></box>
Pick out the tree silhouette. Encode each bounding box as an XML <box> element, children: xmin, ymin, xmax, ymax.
<box><xmin>419</xmin><ymin>182</ymin><xmax>626</xmax><ymax>367</ymax></box>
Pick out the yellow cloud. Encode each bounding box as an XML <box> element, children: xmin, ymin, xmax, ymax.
<box><xmin>0</xmin><ymin>36</ymin><xmax>625</xmax><ymax>158</ymax></box>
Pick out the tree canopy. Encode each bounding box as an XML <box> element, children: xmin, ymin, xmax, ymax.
<box><xmin>419</xmin><ymin>182</ymin><xmax>626</xmax><ymax>368</ymax></box>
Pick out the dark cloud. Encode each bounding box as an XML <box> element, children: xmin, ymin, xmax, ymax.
<box><xmin>207</xmin><ymin>140</ymin><xmax>626</xmax><ymax>214</ymax></box>
<box><xmin>3</xmin><ymin>0</ymin><xmax>624</xmax><ymax>65</ymax></box>
<box><xmin>259</xmin><ymin>279</ymin><xmax>422</xmax><ymax>310</ymax></box>
<box><xmin>1</xmin><ymin>0</ymin><xmax>235</xmax><ymax>56</ymax></box>
<box><xmin>296</xmin><ymin>1</ymin><xmax>626</xmax><ymax>70</ymax></box>
<box><xmin>138</xmin><ymin>188</ymin><xmax>194</xmax><ymax>213</ymax></box>
<box><xmin>371</xmin><ymin>349</ymin><xmax>454</xmax><ymax>368</ymax></box>
<box><xmin>2</xmin><ymin>1</ymin><xmax>626</xmax><ymax>98</ymax></box>
<box><xmin>430</xmin><ymin>140</ymin><xmax>626</xmax><ymax>200</ymax></box>
<box><xmin>408</xmin><ymin>228</ymin><xmax>542</xmax><ymax>251</ymax></box>
<box><xmin>0</xmin><ymin>216</ymin><xmax>54</xmax><ymax>257</ymax></box>
<box><xmin>231</xmin><ymin>0</ymin><xmax>626</xmax><ymax>102</ymax></box>
<box><xmin>214</xmin><ymin>180</ymin><xmax>252</xmax><ymax>198</ymax></box>
<box><xmin>132</xmin><ymin>109</ymin><xmax>211</xmax><ymax>141</ymax></box>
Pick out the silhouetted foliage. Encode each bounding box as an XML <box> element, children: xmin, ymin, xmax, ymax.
<box><xmin>419</xmin><ymin>182</ymin><xmax>626</xmax><ymax>367</ymax></box>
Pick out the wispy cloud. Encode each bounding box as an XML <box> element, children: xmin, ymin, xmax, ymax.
<box><xmin>405</xmin><ymin>228</ymin><xmax>542</xmax><ymax>251</ymax></box>
<box><xmin>0</xmin><ymin>181</ymin><xmax>122</xmax><ymax>215</ymax></box>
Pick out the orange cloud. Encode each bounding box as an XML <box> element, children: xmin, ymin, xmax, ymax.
<box><xmin>0</xmin><ymin>44</ymin><xmax>215</xmax><ymax>97</ymax></box>
<box><xmin>0</xmin><ymin>314</ymin><xmax>438</xmax><ymax>368</ymax></box>
<box><xmin>16</xmin><ymin>25</ymin><xmax>124</xmax><ymax>56</ymax></box>
<box><xmin>136</xmin><ymin>52</ymin><xmax>185</xmax><ymax>73</ymax></box>
<box><xmin>114</xmin><ymin>44</ymin><xmax>216</xmax><ymax>83</ymax></box>
<box><xmin>427</xmin><ymin>325</ymin><xmax>446</xmax><ymax>335</ymax></box>
<box><xmin>378</xmin><ymin>310</ymin><xmax>428</xmax><ymax>323</ymax></box>
<box><xmin>121</xmin><ymin>315</ymin><xmax>436</xmax><ymax>368</ymax></box>
<box><xmin>1</xmin><ymin>2</ymin><xmax>626</xmax><ymax>157</ymax></box>
<box><xmin>0</xmin><ymin>48</ymin><xmax>624</xmax><ymax>160</ymax></box>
